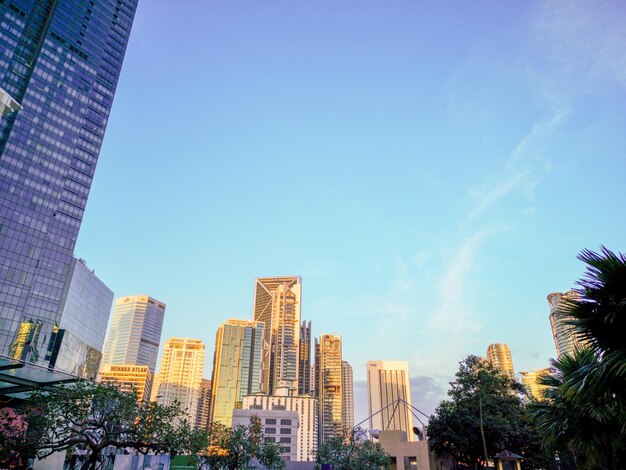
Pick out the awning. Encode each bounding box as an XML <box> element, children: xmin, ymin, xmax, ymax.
<box><xmin>0</xmin><ymin>354</ymin><xmax>80</xmax><ymax>397</ymax></box>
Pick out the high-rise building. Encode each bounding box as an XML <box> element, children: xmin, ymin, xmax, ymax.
<box><xmin>486</xmin><ymin>343</ymin><xmax>514</xmax><ymax>380</ymax></box>
<box><xmin>195</xmin><ymin>378</ymin><xmax>211</xmax><ymax>430</ymax></box>
<box><xmin>45</xmin><ymin>258</ymin><xmax>113</xmax><ymax>379</ymax></box>
<box><xmin>520</xmin><ymin>368</ymin><xmax>551</xmax><ymax>401</ymax></box>
<box><xmin>298</xmin><ymin>320</ymin><xmax>311</xmax><ymax>396</ymax></box>
<box><xmin>101</xmin><ymin>295</ymin><xmax>166</xmax><ymax>374</ymax></box>
<box><xmin>367</xmin><ymin>360</ymin><xmax>415</xmax><ymax>441</ymax></box>
<box><xmin>209</xmin><ymin>318</ymin><xmax>264</xmax><ymax>426</ymax></box>
<box><xmin>153</xmin><ymin>338</ymin><xmax>205</xmax><ymax>425</ymax></box>
<box><xmin>243</xmin><ymin>393</ymin><xmax>319</xmax><ymax>462</ymax></box>
<box><xmin>341</xmin><ymin>360</ymin><xmax>354</xmax><ymax>430</ymax></box>
<box><xmin>315</xmin><ymin>333</ymin><xmax>342</xmax><ymax>443</ymax></box>
<box><xmin>253</xmin><ymin>276</ymin><xmax>301</xmax><ymax>394</ymax></box>
<box><xmin>548</xmin><ymin>291</ymin><xmax>586</xmax><ymax>358</ymax></box>
<box><xmin>98</xmin><ymin>364</ymin><xmax>152</xmax><ymax>402</ymax></box>
<box><xmin>0</xmin><ymin>0</ymin><xmax>138</xmax><ymax>366</ymax></box>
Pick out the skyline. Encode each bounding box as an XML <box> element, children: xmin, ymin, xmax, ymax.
<box><xmin>72</xmin><ymin>0</ymin><xmax>626</xmax><ymax>421</ymax></box>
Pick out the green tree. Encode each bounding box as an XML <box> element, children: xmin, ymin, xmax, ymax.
<box><xmin>315</xmin><ymin>428</ymin><xmax>392</xmax><ymax>470</ymax></box>
<box><xmin>427</xmin><ymin>356</ymin><xmax>552</xmax><ymax>470</ymax></box>
<box><xmin>0</xmin><ymin>381</ymin><xmax>208</xmax><ymax>470</ymax></box>
<box><xmin>201</xmin><ymin>418</ymin><xmax>285</xmax><ymax>470</ymax></box>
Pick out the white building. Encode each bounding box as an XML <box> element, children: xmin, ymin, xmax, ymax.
<box><xmin>548</xmin><ymin>291</ymin><xmax>587</xmax><ymax>358</ymax></box>
<box><xmin>341</xmin><ymin>360</ymin><xmax>354</xmax><ymax>430</ymax></box>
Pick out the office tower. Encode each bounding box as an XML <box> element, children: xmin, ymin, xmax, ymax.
<box><xmin>0</xmin><ymin>0</ymin><xmax>138</xmax><ymax>366</ymax></box>
<box><xmin>195</xmin><ymin>378</ymin><xmax>211</xmax><ymax>430</ymax></box>
<box><xmin>209</xmin><ymin>319</ymin><xmax>264</xmax><ymax>426</ymax></box>
<box><xmin>153</xmin><ymin>338</ymin><xmax>205</xmax><ymax>425</ymax></box>
<box><xmin>341</xmin><ymin>360</ymin><xmax>354</xmax><ymax>430</ymax></box>
<box><xmin>243</xmin><ymin>394</ymin><xmax>319</xmax><ymax>462</ymax></box>
<box><xmin>367</xmin><ymin>360</ymin><xmax>415</xmax><ymax>441</ymax></box>
<box><xmin>548</xmin><ymin>291</ymin><xmax>587</xmax><ymax>358</ymax></box>
<box><xmin>253</xmin><ymin>276</ymin><xmax>301</xmax><ymax>394</ymax></box>
<box><xmin>520</xmin><ymin>368</ymin><xmax>551</xmax><ymax>401</ymax></box>
<box><xmin>315</xmin><ymin>333</ymin><xmax>342</xmax><ymax>442</ymax></box>
<box><xmin>101</xmin><ymin>295</ymin><xmax>166</xmax><ymax>374</ymax></box>
<box><xmin>45</xmin><ymin>258</ymin><xmax>113</xmax><ymax>379</ymax></box>
<box><xmin>233</xmin><ymin>408</ymin><xmax>299</xmax><ymax>462</ymax></box>
<box><xmin>98</xmin><ymin>364</ymin><xmax>152</xmax><ymax>402</ymax></box>
<box><xmin>298</xmin><ymin>320</ymin><xmax>311</xmax><ymax>396</ymax></box>
<box><xmin>486</xmin><ymin>343</ymin><xmax>514</xmax><ymax>380</ymax></box>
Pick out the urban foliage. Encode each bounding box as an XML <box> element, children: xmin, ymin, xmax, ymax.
<box><xmin>528</xmin><ymin>247</ymin><xmax>626</xmax><ymax>470</ymax></box>
<box><xmin>427</xmin><ymin>356</ymin><xmax>552</xmax><ymax>470</ymax></box>
<box><xmin>0</xmin><ymin>381</ymin><xmax>208</xmax><ymax>470</ymax></box>
<box><xmin>200</xmin><ymin>418</ymin><xmax>285</xmax><ymax>470</ymax></box>
<box><xmin>315</xmin><ymin>428</ymin><xmax>392</xmax><ymax>470</ymax></box>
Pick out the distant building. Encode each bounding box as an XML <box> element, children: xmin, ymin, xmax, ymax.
<box><xmin>101</xmin><ymin>295</ymin><xmax>166</xmax><ymax>375</ymax></box>
<box><xmin>367</xmin><ymin>360</ymin><xmax>415</xmax><ymax>441</ymax></box>
<box><xmin>486</xmin><ymin>343</ymin><xmax>514</xmax><ymax>379</ymax></box>
<box><xmin>195</xmin><ymin>378</ymin><xmax>212</xmax><ymax>430</ymax></box>
<box><xmin>46</xmin><ymin>258</ymin><xmax>113</xmax><ymax>379</ymax></box>
<box><xmin>98</xmin><ymin>364</ymin><xmax>152</xmax><ymax>402</ymax></box>
<box><xmin>254</xmin><ymin>277</ymin><xmax>302</xmax><ymax>394</ymax></box>
<box><xmin>153</xmin><ymin>338</ymin><xmax>205</xmax><ymax>425</ymax></box>
<box><xmin>315</xmin><ymin>334</ymin><xmax>342</xmax><ymax>442</ymax></box>
<box><xmin>298</xmin><ymin>320</ymin><xmax>312</xmax><ymax>396</ymax></box>
<box><xmin>341</xmin><ymin>361</ymin><xmax>354</xmax><ymax>430</ymax></box>
<box><xmin>548</xmin><ymin>291</ymin><xmax>587</xmax><ymax>358</ymax></box>
<box><xmin>209</xmin><ymin>319</ymin><xmax>264</xmax><ymax>426</ymax></box>
<box><xmin>520</xmin><ymin>368</ymin><xmax>551</xmax><ymax>401</ymax></box>
<box><xmin>233</xmin><ymin>408</ymin><xmax>299</xmax><ymax>462</ymax></box>
<box><xmin>243</xmin><ymin>392</ymin><xmax>318</xmax><ymax>462</ymax></box>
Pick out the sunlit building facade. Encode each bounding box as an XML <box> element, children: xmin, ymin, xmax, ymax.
<box><xmin>486</xmin><ymin>343</ymin><xmax>514</xmax><ymax>380</ymax></box>
<box><xmin>520</xmin><ymin>368</ymin><xmax>551</xmax><ymax>401</ymax></box>
<box><xmin>153</xmin><ymin>338</ymin><xmax>205</xmax><ymax>425</ymax></box>
<box><xmin>548</xmin><ymin>291</ymin><xmax>587</xmax><ymax>358</ymax></box>
<box><xmin>253</xmin><ymin>276</ymin><xmax>301</xmax><ymax>394</ymax></box>
<box><xmin>298</xmin><ymin>320</ymin><xmax>311</xmax><ymax>396</ymax></box>
<box><xmin>98</xmin><ymin>364</ymin><xmax>152</xmax><ymax>402</ymax></box>
<box><xmin>195</xmin><ymin>378</ymin><xmax>211</xmax><ymax>430</ymax></box>
<box><xmin>315</xmin><ymin>333</ymin><xmax>342</xmax><ymax>442</ymax></box>
<box><xmin>209</xmin><ymin>319</ymin><xmax>264</xmax><ymax>426</ymax></box>
<box><xmin>367</xmin><ymin>360</ymin><xmax>415</xmax><ymax>441</ymax></box>
<box><xmin>0</xmin><ymin>0</ymin><xmax>138</xmax><ymax>366</ymax></box>
<box><xmin>233</xmin><ymin>408</ymin><xmax>299</xmax><ymax>462</ymax></box>
<box><xmin>101</xmin><ymin>295</ymin><xmax>166</xmax><ymax>375</ymax></box>
<box><xmin>341</xmin><ymin>360</ymin><xmax>354</xmax><ymax>430</ymax></box>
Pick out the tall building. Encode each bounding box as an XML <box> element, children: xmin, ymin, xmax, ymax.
<box><xmin>195</xmin><ymin>378</ymin><xmax>211</xmax><ymax>430</ymax></box>
<box><xmin>153</xmin><ymin>338</ymin><xmax>205</xmax><ymax>425</ymax></box>
<box><xmin>367</xmin><ymin>360</ymin><xmax>415</xmax><ymax>441</ymax></box>
<box><xmin>298</xmin><ymin>320</ymin><xmax>311</xmax><ymax>396</ymax></box>
<box><xmin>548</xmin><ymin>291</ymin><xmax>586</xmax><ymax>358</ymax></box>
<box><xmin>341</xmin><ymin>360</ymin><xmax>354</xmax><ymax>430</ymax></box>
<box><xmin>315</xmin><ymin>333</ymin><xmax>342</xmax><ymax>443</ymax></box>
<box><xmin>101</xmin><ymin>295</ymin><xmax>166</xmax><ymax>374</ymax></box>
<box><xmin>253</xmin><ymin>276</ymin><xmax>301</xmax><ymax>394</ymax></box>
<box><xmin>98</xmin><ymin>364</ymin><xmax>152</xmax><ymax>402</ymax></box>
<box><xmin>486</xmin><ymin>343</ymin><xmax>514</xmax><ymax>379</ymax></box>
<box><xmin>46</xmin><ymin>258</ymin><xmax>113</xmax><ymax>379</ymax></box>
<box><xmin>209</xmin><ymin>318</ymin><xmax>264</xmax><ymax>426</ymax></box>
<box><xmin>520</xmin><ymin>368</ymin><xmax>551</xmax><ymax>401</ymax></box>
<box><xmin>243</xmin><ymin>393</ymin><xmax>319</xmax><ymax>462</ymax></box>
<box><xmin>0</xmin><ymin>0</ymin><xmax>138</xmax><ymax>366</ymax></box>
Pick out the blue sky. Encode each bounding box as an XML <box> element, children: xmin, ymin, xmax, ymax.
<box><xmin>75</xmin><ymin>0</ymin><xmax>626</xmax><ymax>421</ymax></box>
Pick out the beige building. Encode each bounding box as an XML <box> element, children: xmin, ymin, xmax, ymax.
<box><xmin>367</xmin><ymin>360</ymin><xmax>415</xmax><ymax>441</ymax></box>
<box><xmin>548</xmin><ymin>291</ymin><xmax>586</xmax><ymax>358</ymax></box>
<box><xmin>341</xmin><ymin>360</ymin><xmax>354</xmax><ymax>430</ymax></box>
<box><xmin>486</xmin><ymin>343</ymin><xmax>514</xmax><ymax>379</ymax></box>
<box><xmin>242</xmin><ymin>392</ymin><xmax>319</xmax><ymax>462</ymax></box>
<box><xmin>98</xmin><ymin>364</ymin><xmax>153</xmax><ymax>402</ymax></box>
<box><xmin>153</xmin><ymin>338</ymin><xmax>205</xmax><ymax>425</ymax></box>
<box><xmin>520</xmin><ymin>368</ymin><xmax>551</xmax><ymax>401</ymax></box>
<box><xmin>195</xmin><ymin>378</ymin><xmax>212</xmax><ymax>430</ymax></box>
<box><xmin>209</xmin><ymin>319</ymin><xmax>264</xmax><ymax>426</ymax></box>
<box><xmin>254</xmin><ymin>277</ymin><xmax>302</xmax><ymax>394</ymax></box>
<box><xmin>315</xmin><ymin>334</ymin><xmax>343</xmax><ymax>442</ymax></box>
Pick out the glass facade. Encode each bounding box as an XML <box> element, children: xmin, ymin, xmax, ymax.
<box><xmin>0</xmin><ymin>0</ymin><xmax>138</xmax><ymax>365</ymax></box>
<box><xmin>315</xmin><ymin>333</ymin><xmax>343</xmax><ymax>443</ymax></box>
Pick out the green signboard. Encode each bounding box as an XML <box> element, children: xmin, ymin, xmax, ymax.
<box><xmin>169</xmin><ymin>455</ymin><xmax>198</xmax><ymax>470</ymax></box>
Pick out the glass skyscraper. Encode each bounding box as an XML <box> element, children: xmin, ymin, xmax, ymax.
<box><xmin>0</xmin><ymin>0</ymin><xmax>138</xmax><ymax>365</ymax></box>
<box><xmin>315</xmin><ymin>333</ymin><xmax>343</xmax><ymax>443</ymax></box>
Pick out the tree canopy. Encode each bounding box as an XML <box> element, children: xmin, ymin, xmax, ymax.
<box><xmin>315</xmin><ymin>428</ymin><xmax>392</xmax><ymax>470</ymax></box>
